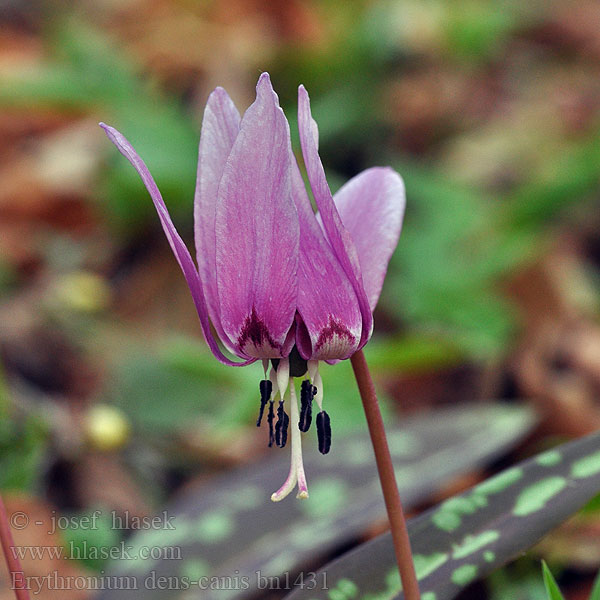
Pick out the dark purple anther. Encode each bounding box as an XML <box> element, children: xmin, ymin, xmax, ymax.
<box><xmin>256</xmin><ymin>379</ymin><xmax>273</xmax><ymax>426</ymax></box>
<box><xmin>298</xmin><ymin>379</ymin><xmax>315</xmax><ymax>432</ymax></box>
<box><xmin>316</xmin><ymin>410</ymin><xmax>331</xmax><ymax>454</ymax></box>
<box><xmin>275</xmin><ymin>400</ymin><xmax>289</xmax><ymax>448</ymax></box>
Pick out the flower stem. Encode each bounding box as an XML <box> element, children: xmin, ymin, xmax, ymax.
<box><xmin>350</xmin><ymin>349</ymin><xmax>421</xmax><ymax>600</ymax></box>
<box><xmin>0</xmin><ymin>494</ymin><xmax>30</xmax><ymax>600</ymax></box>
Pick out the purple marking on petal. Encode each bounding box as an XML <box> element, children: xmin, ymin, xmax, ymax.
<box><xmin>238</xmin><ymin>307</ymin><xmax>279</xmax><ymax>357</ymax></box>
<box><xmin>297</xmin><ymin>86</ymin><xmax>373</xmax><ymax>349</ymax></box>
<box><xmin>194</xmin><ymin>87</ymin><xmax>241</xmax><ymax>348</ymax></box>
<box><xmin>334</xmin><ymin>167</ymin><xmax>405</xmax><ymax>311</ymax></box>
<box><xmin>215</xmin><ymin>73</ymin><xmax>299</xmax><ymax>357</ymax></box>
<box><xmin>99</xmin><ymin>123</ymin><xmax>254</xmax><ymax>367</ymax></box>
<box><xmin>315</xmin><ymin>319</ymin><xmax>354</xmax><ymax>348</ymax></box>
<box><xmin>314</xmin><ymin>316</ymin><xmax>356</xmax><ymax>357</ymax></box>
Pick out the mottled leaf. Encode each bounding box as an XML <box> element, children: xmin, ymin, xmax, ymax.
<box><xmin>96</xmin><ymin>403</ymin><xmax>534</xmax><ymax>600</ymax></box>
<box><xmin>285</xmin><ymin>430</ymin><xmax>600</xmax><ymax>600</ymax></box>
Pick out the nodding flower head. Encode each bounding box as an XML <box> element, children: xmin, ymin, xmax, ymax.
<box><xmin>100</xmin><ymin>73</ymin><xmax>405</xmax><ymax>501</ymax></box>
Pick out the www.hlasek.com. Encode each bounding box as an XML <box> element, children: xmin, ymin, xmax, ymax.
<box><xmin>11</xmin><ymin>541</ymin><xmax>181</xmax><ymax>562</ymax></box>
<box><xmin>12</xmin><ymin>570</ymin><xmax>329</xmax><ymax>594</ymax></box>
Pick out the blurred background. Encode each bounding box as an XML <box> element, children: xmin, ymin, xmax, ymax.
<box><xmin>1</xmin><ymin>0</ymin><xmax>600</xmax><ymax>598</ymax></box>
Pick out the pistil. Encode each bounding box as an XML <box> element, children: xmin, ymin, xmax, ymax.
<box><xmin>271</xmin><ymin>379</ymin><xmax>309</xmax><ymax>501</ymax></box>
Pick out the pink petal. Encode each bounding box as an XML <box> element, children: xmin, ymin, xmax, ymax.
<box><xmin>214</xmin><ymin>73</ymin><xmax>299</xmax><ymax>358</ymax></box>
<box><xmin>297</xmin><ymin>86</ymin><xmax>373</xmax><ymax>347</ymax></box>
<box><xmin>99</xmin><ymin>123</ymin><xmax>254</xmax><ymax>367</ymax></box>
<box><xmin>290</xmin><ymin>160</ymin><xmax>361</xmax><ymax>360</ymax></box>
<box><xmin>333</xmin><ymin>167</ymin><xmax>405</xmax><ymax>311</ymax></box>
<box><xmin>194</xmin><ymin>87</ymin><xmax>241</xmax><ymax>347</ymax></box>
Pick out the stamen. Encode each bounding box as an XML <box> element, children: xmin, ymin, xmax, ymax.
<box><xmin>298</xmin><ymin>379</ymin><xmax>314</xmax><ymax>432</ymax></box>
<box><xmin>267</xmin><ymin>400</ymin><xmax>275</xmax><ymax>447</ymax></box>
<box><xmin>276</xmin><ymin>357</ymin><xmax>290</xmax><ymax>401</ymax></box>
<box><xmin>316</xmin><ymin>410</ymin><xmax>331</xmax><ymax>454</ymax></box>
<box><xmin>274</xmin><ymin>400</ymin><xmax>289</xmax><ymax>448</ymax></box>
<box><xmin>256</xmin><ymin>379</ymin><xmax>272</xmax><ymax>427</ymax></box>
<box><xmin>269</xmin><ymin>365</ymin><xmax>280</xmax><ymax>397</ymax></box>
<box><xmin>308</xmin><ymin>360</ymin><xmax>324</xmax><ymax>410</ymax></box>
<box><xmin>271</xmin><ymin>380</ymin><xmax>309</xmax><ymax>501</ymax></box>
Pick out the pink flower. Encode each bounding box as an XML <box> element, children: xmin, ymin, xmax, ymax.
<box><xmin>100</xmin><ymin>73</ymin><xmax>405</xmax><ymax>501</ymax></box>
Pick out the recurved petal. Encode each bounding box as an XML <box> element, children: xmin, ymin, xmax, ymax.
<box><xmin>290</xmin><ymin>160</ymin><xmax>361</xmax><ymax>360</ymax></box>
<box><xmin>215</xmin><ymin>73</ymin><xmax>299</xmax><ymax>358</ymax></box>
<box><xmin>333</xmin><ymin>167</ymin><xmax>405</xmax><ymax>311</ymax></box>
<box><xmin>100</xmin><ymin>123</ymin><xmax>253</xmax><ymax>367</ymax></box>
<box><xmin>297</xmin><ymin>85</ymin><xmax>373</xmax><ymax>347</ymax></box>
<box><xmin>194</xmin><ymin>87</ymin><xmax>241</xmax><ymax>346</ymax></box>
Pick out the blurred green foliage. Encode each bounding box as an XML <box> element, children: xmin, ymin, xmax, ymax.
<box><xmin>592</xmin><ymin>570</ymin><xmax>600</xmax><ymax>600</ymax></box>
<box><xmin>0</xmin><ymin>4</ymin><xmax>599</xmax><ymax>597</ymax></box>
<box><xmin>0</xmin><ymin>20</ymin><xmax>198</xmax><ymax>231</ymax></box>
<box><xmin>385</xmin><ymin>163</ymin><xmax>526</xmax><ymax>357</ymax></box>
<box><xmin>106</xmin><ymin>335</ymin><xmax>391</xmax><ymax>440</ymax></box>
<box><xmin>63</xmin><ymin>509</ymin><xmax>121</xmax><ymax>571</ymax></box>
<box><xmin>0</xmin><ymin>416</ymin><xmax>47</xmax><ymax>491</ymax></box>
<box><xmin>3</xmin><ymin>9</ymin><xmax>599</xmax><ymax>362</ymax></box>
<box><xmin>488</xmin><ymin>564</ymin><xmax>550</xmax><ymax>600</ymax></box>
<box><xmin>0</xmin><ymin>364</ymin><xmax>47</xmax><ymax>491</ymax></box>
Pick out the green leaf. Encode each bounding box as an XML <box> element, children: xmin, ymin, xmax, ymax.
<box><xmin>283</xmin><ymin>430</ymin><xmax>600</xmax><ymax>600</ymax></box>
<box><xmin>541</xmin><ymin>561</ymin><xmax>565</xmax><ymax>600</ymax></box>
<box><xmin>95</xmin><ymin>404</ymin><xmax>534</xmax><ymax>600</ymax></box>
<box><xmin>590</xmin><ymin>569</ymin><xmax>600</xmax><ymax>600</ymax></box>
<box><xmin>0</xmin><ymin>416</ymin><xmax>48</xmax><ymax>492</ymax></box>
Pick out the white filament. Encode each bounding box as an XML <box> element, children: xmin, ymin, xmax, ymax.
<box><xmin>276</xmin><ymin>357</ymin><xmax>290</xmax><ymax>401</ymax></box>
<box><xmin>268</xmin><ymin>365</ymin><xmax>279</xmax><ymax>398</ymax></box>
<box><xmin>308</xmin><ymin>360</ymin><xmax>324</xmax><ymax>410</ymax></box>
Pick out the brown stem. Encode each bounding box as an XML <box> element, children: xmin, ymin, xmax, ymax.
<box><xmin>0</xmin><ymin>494</ymin><xmax>30</xmax><ymax>600</ymax></box>
<box><xmin>351</xmin><ymin>349</ymin><xmax>421</xmax><ymax>600</ymax></box>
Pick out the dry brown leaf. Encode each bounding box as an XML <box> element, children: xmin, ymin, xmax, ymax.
<box><xmin>0</xmin><ymin>495</ymin><xmax>91</xmax><ymax>600</ymax></box>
